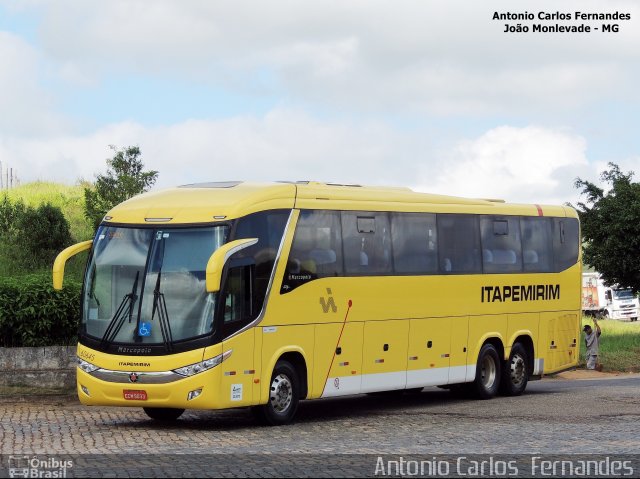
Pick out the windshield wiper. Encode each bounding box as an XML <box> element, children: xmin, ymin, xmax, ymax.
<box><xmin>150</xmin><ymin>266</ymin><xmax>173</xmax><ymax>353</ymax></box>
<box><xmin>88</xmin><ymin>267</ymin><xmax>100</xmax><ymax>307</ymax></box>
<box><xmin>100</xmin><ymin>271</ymin><xmax>140</xmax><ymax>346</ymax></box>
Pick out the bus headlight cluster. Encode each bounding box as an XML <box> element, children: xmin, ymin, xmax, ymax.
<box><xmin>77</xmin><ymin>357</ymin><xmax>99</xmax><ymax>373</ymax></box>
<box><xmin>172</xmin><ymin>350</ymin><xmax>232</xmax><ymax>377</ymax></box>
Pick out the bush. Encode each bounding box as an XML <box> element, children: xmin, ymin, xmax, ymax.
<box><xmin>0</xmin><ymin>273</ymin><xmax>81</xmax><ymax>347</ymax></box>
<box><xmin>17</xmin><ymin>203</ymin><xmax>73</xmax><ymax>269</ymax></box>
<box><xmin>0</xmin><ymin>197</ymin><xmax>72</xmax><ymax>274</ymax></box>
<box><xmin>0</xmin><ymin>195</ymin><xmax>26</xmax><ymax>237</ymax></box>
<box><xmin>5</xmin><ymin>181</ymin><xmax>94</xmax><ymax>243</ymax></box>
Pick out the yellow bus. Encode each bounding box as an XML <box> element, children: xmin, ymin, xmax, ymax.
<box><xmin>53</xmin><ymin>182</ymin><xmax>581</xmax><ymax>425</ymax></box>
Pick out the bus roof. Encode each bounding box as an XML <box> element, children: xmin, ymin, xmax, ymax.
<box><xmin>104</xmin><ymin>181</ymin><xmax>576</xmax><ymax>225</ymax></box>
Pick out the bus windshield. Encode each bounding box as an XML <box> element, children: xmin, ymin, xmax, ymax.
<box><xmin>83</xmin><ymin>225</ymin><xmax>229</xmax><ymax>346</ymax></box>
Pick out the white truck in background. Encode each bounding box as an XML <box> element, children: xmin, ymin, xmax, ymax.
<box><xmin>582</xmin><ymin>272</ymin><xmax>639</xmax><ymax>321</ymax></box>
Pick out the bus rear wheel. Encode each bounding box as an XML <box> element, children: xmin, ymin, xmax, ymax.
<box><xmin>499</xmin><ymin>343</ymin><xmax>529</xmax><ymax>396</ymax></box>
<box><xmin>254</xmin><ymin>360</ymin><xmax>300</xmax><ymax>426</ymax></box>
<box><xmin>143</xmin><ymin>407</ymin><xmax>184</xmax><ymax>421</ymax></box>
<box><xmin>472</xmin><ymin>343</ymin><xmax>501</xmax><ymax>399</ymax></box>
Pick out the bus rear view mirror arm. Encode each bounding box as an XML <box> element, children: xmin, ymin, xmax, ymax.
<box><xmin>206</xmin><ymin>238</ymin><xmax>258</xmax><ymax>293</ymax></box>
<box><xmin>52</xmin><ymin>240</ymin><xmax>93</xmax><ymax>290</ymax></box>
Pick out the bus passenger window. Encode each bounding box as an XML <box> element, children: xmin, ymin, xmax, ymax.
<box><xmin>480</xmin><ymin>216</ymin><xmax>522</xmax><ymax>274</ymax></box>
<box><xmin>520</xmin><ymin>217</ymin><xmax>553</xmax><ymax>273</ymax></box>
<box><xmin>391</xmin><ymin>213</ymin><xmax>438</xmax><ymax>274</ymax></box>
<box><xmin>553</xmin><ymin>218</ymin><xmax>579</xmax><ymax>272</ymax></box>
<box><xmin>437</xmin><ymin>214</ymin><xmax>481</xmax><ymax>274</ymax></box>
<box><xmin>342</xmin><ymin>211</ymin><xmax>392</xmax><ymax>276</ymax></box>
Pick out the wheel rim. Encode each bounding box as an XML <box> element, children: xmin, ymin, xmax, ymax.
<box><xmin>481</xmin><ymin>355</ymin><xmax>497</xmax><ymax>389</ymax></box>
<box><xmin>509</xmin><ymin>353</ymin><xmax>526</xmax><ymax>388</ymax></box>
<box><xmin>270</xmin><ymin>373</ymin><xmax>293</xmax><ymax>413</ymax></box>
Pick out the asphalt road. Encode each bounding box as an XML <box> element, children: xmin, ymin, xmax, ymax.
<box><xmin>1</xmin><ymin>374</ymin><xmax>639</xmax><ymax>477</ymax></box>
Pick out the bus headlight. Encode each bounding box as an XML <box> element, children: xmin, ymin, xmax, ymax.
<box><xmin>172</xmin><ymin>350</ymin><xmax>232</xmax><ymax>377</ymax></box>
<box><xmin>77</xmin><ymin>357</ymin><xmax>99</xmax><ymax>373</ymax></box>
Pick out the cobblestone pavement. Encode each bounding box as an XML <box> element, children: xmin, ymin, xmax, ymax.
<box><xmin>1</xmin><ymin>375</ymin><xmax>639</xmax><ymax>477</ymax></box>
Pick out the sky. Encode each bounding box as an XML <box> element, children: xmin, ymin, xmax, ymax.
<box><xmin>0</xmin><ymin>0</ymin><xmax>638</xmax><ymax>205</ymax></box>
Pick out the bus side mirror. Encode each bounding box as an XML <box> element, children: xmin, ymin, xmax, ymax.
<box><xmin>52</xmin><ymin>240</ymin><xmax>93</xmax><ymax>290</ymax></box>
<box><xmin>206</xmin><ymin>238</ymin><xmax>258</xmax><ymax>293</ymax></box>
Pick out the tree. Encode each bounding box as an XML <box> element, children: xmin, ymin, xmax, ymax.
<box><xmin>84</xmin><ymin>145</ymin><xmax>158</xmax><ymax>229</ymax></box>
<box><xmin>574</xmin><ymin>163</ymin><xmax>640</xmax><ymax>293</ymax></box>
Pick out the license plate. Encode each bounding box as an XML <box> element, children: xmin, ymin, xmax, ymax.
<box><xmin>123</xmin><ymin>390</ymin><xmax>148</xmax><ymax>401</ymax></box>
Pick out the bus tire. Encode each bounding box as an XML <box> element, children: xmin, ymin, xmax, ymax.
<box><xmin>499</xmin><ymin>343</ymin><xmax>528</xmax><ymax>396</ymax></box>
<box><xmin>143</xmin><ymin>407</ymin><xmax>184</xmax><ymax>421</ymax></box>
<box><xmin>256</xmin><ymin>360</ymin><xmax>300</xmax><ymax>426</ymax></box>
<box><xmin>472</xmin><ymin>343</ymin><xmax>501</xmax><ymax>399</ymax></box>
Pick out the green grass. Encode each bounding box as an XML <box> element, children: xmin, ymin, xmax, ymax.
<box><xmin>580</xmin><ymin>317</ymin><xmax>640</xmax><ymax>372</ymax></box>
<box><xmin>5</xmin><ymin>181</ymin><xmax>93</xmax><ymax>242</ymax></box>
<box><xmin>1</xmin><ymin>181</ymin><xmax>93</xmax><ymax>281</ymax></box>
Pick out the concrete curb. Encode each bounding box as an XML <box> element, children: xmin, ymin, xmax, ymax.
<box><xmin>0</xmin><ymin>346</ymin><xmax>76</xmax><ymax>389</ymax></box>
<box><xmin>553</xmin><ymin>370</ymin><xmax>640</xmax><ymax>381</ymax></box>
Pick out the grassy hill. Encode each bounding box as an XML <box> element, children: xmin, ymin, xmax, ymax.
<box><xmin>1</xmin><ymin>182</ymin><xmax>93</xmax><ymax>279</ymax></box>
<box><xmin>5</xmin><ymin>181</ymin><xmax>94</xmax><ymax>242</ymax></box>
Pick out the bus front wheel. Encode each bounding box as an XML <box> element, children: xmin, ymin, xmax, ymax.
<box><xmin>472</xmin><ymin>344</ymin><xmax>501</xmax><ymax>399</ymax></box>
<box><xmin>143</xmin><ymin>407</ymin><xmax>184</xmax><ymax>421</ymax></box>
<box><xmin>254</xmin><ymin>360</ymin><xmax>300</xmax><ymax>426</ymax></box>
<box><xmin>499</xmin><ymin>343</ymin><xmax>528</xmax><ymax>396</ymax></box>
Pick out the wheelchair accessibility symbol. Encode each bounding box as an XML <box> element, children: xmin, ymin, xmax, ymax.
<box><xmin>138</xmin><ymin>322</ymin><xmax>152</xmax><ymax>337</ymax></box>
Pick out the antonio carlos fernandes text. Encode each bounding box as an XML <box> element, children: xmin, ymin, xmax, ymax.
<box><xmin>374</xmin><ymin>456</ymin><xmax>634</xmax><ymax>476</ymax></box>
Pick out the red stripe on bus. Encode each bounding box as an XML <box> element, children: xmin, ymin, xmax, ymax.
<box><xmin>322</xmin><ymin>299</ymin><xmax>353</xmax><ymax>396</ymax></box>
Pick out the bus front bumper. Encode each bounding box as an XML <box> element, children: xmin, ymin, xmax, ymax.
<box><xmin>76</xmin><ymin>367</ymin><xmax>223</xmax><ymax>409</ymax></box>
